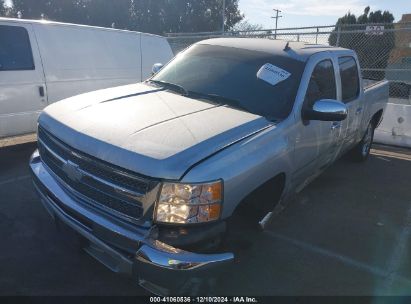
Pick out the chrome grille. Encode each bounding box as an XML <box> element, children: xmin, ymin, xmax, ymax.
<box><xmin>37</xmin><ymin>127</ymin><xmax>156</xmax><ymax>220</ymax></box>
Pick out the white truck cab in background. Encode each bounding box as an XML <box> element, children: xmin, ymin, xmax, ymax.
<box><xmin>0</xmin><ymin>18</ymin><xmax>173</xmax><ymax>138</ymax></box>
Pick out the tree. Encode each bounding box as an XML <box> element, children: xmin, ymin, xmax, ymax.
<box><xmin>81</xmin><ymin>0</ymin><xmax>133</xmax><ymax>29</ymax></box>
<box><xmin>11</xmin><ymin>0</ymin><xmax>50</xmax><ymax>19</ymax></box>
<box><xmin>229</xmin><ymin>20</ymin><xmax>267</xmax><ymax>37</ymax></box>
<box><xmin>8</xmin><ymin>0</ymin><xmax>243</xmax><ymax>34</ymax></box>
<box><xmin>233</xmin><ymin>20</ymin><xmax>263</xmax><ymax>32</ymax></box>
<box><xmin>329</xmin><ymin>7</ymin><xmax>395</xmax><ymax>80</ymax></box>
<box><xmin>224</xmin><ymin>0</ymin><xmax>243</xmax><ymax>31</ymax></box>
<box><xmin>11</xmin><ymin>0</ymin><xmax>93</xmax><ymax>24</ymax></box>
<box><xmin>0</xmin><ymin>0</ymin><xmax>6</xmax><ymax>16</ymax></box>
<box><xmin>129</xmin><ymin>0</ymin><xmax>243</xmax><ymax>34</ymax></box>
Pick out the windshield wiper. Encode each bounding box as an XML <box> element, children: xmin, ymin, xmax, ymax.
<box><xmin>187</xmin><ymin>91</ymin><xmax>250</xmax><ymax>113</ymax></box>
<box><xmin>146</xmin><ymin>83</ymin><xmax>249</xmax><ymax>113</ymax></box>
<box><xmin>148</xmin><ymin>80</ymin><xmax>188</xmax><ymax>96</ymax></box>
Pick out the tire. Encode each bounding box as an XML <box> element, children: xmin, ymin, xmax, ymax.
<box><xmin>349</xmin><ymin>122</ymin><xmax>374</xmax><ymax>162</ymax></box>
<box><xmin>221</xmin><ymin>179</ymin><xmax>284</xmax><ymax>254</ymax></box>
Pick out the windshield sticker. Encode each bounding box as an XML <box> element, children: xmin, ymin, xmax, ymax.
<box><xmin>257</xmin><ymin>63</ymin><xmax>291</xmax><ymax>86</ymax></box>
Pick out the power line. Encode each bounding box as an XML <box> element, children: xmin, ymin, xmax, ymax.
<box><xmin>271</xmin><ymin>8</ymin><xmax>283</xmax><ymax>39</ymax></box>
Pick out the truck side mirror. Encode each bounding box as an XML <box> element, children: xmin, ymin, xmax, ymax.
<box><xmin>152</xmin><ymin>63</ymin><xmax>164</xmax><ymax>75</ymax></box>
<box><xmin>303</xmin><ymin>99</ymin><xmax>348</xmax><ymax>122</ymax></box>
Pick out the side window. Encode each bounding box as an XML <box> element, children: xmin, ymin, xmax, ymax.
<box><xmin>338</xmin><ymin>56</ymin><xmax>360</xmax><ymax>103</ymax></box>
<box><xmin>304</xmin><ymin>59</ymin><xmax>336</xmax><ymax>108</ymax></box>
<box><xmin>0</xmin><ymin>25</ymin><xmax>35</xmax><ymax>71</ymax></box>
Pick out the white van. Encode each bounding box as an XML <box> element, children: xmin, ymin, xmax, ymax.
<box><xmin>0</xmin><ymin>18</ymin><xmax>174</xmax><ymax>138</ymax></box>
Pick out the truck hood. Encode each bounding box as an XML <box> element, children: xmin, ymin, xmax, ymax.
<box><xmin>39</xmin><ymin>83</ymin><xmax>272</xmax><ymax>180</ymax></box>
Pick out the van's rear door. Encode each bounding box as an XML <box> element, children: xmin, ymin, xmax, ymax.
<box><xmin>0</xmin><ymin>21</ymin><xmax>46</xmax><ymax>138</ymax></box>
<box><xmin>33</xmin><ymin>24</ymin><xmax>143</xmax><ymax>104</ymax></box>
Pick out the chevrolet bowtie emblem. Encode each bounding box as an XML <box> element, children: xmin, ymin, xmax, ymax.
<box><xmin>62</xmin><ymin>160</ymin><xmax>83</xmax><ymax>182</ymax></box>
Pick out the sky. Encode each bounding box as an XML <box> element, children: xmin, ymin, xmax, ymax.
<box><xmin>238</xmin><ymin>0</ymin><xmax>411</xmax><ymax>29</ymax></box>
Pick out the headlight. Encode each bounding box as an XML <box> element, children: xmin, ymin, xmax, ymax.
<box><xmin>154</xmin><ymin>180</ymin><xmax>222</xmax><ymax>224</ymax></box>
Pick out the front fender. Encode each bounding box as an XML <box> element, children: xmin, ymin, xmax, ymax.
<box><xmin>181</xmin><ymin>123</ymin><xmax>293</xmax><ymax>219</ymax></box>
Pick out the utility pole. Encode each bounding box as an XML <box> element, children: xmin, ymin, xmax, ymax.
<box><xmin>221</xmin><ymin>0</ymin><xmax>226</xmax><ymax>33</ymax></box>
<box><xmin>271</xmin><ymin>9</ymin><xmax>282</xmax><ymax>39</ymax></box>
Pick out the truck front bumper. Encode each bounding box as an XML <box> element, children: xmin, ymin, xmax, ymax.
<box><xmin>29</xmin><ymin>151</ymin><xmax>234</xmax><ymax>295</ymax></box>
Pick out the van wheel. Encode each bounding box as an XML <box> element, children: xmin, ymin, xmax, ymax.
<box><xmin>349</xmin><ymin>122</ymin><xmax>374</xmax><ymax>162</ymax></box>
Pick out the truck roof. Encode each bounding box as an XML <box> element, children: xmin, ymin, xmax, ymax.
<box><xmin>0</xmin><ymin>17</ymin><xmax>165</xmax><ymax>38</ymax></box>
<box><xmin>198</xmin><ymin>38</ymin><xmax>351</xmax><ymax>62</ymax></box>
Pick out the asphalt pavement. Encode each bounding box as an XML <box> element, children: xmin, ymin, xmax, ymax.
<box><xmin>0</xmin><ymin>141</ymin><xmax>411</xmax><ymax>295</ymax></box>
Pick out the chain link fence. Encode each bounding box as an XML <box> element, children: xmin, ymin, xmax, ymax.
<box><xmin>166</xmin><ymin>22</ymin><xmax>411</xmax><ymax>102</ymax></box>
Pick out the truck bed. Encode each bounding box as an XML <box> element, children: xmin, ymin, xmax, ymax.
<box><xmin>362</xmin><ymin>78</ymin><xmax>387</xmax><ymax>91</ymax></box>
<box><xmin>361</xmin><ymin>79</ymin><xmax>389</xmax><ymax>133</ymax></box>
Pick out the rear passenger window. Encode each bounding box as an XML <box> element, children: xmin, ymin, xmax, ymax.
<box><xmin>338</xmin><ymin>56</ymin><xmax>360</xmax><ymax>103</ymax></box>
<box><xmin>0</xmin><ymin>25</ymin><xmax>34</xmax><ymax>71</ymax></box>
<box><xmin>304</xmin><ymin>59</ymin><xmax>336</xmax><ymax>108</ymax></box>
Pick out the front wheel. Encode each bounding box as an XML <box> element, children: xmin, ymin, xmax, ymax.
<box><xmin>349</xmin><ymin>122</ymin><xmax>374</xmax><ymax>162</ymax></box>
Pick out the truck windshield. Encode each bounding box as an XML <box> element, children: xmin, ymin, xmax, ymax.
<box><xmin>151</xmin><ymin>44</ymin><xmax>306</xmax><ymax>120</ymax></box>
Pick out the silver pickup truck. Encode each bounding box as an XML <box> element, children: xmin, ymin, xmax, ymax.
<box><xmin>29</xmin><ymin>38</ymin><xmax>388</xmax><ymax>294</ymax></box>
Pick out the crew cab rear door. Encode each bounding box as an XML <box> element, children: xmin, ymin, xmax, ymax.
<box><xmin>337</xmin><ymin>56</ymin><xmax>363</xmax><ymax>149</ymax></box>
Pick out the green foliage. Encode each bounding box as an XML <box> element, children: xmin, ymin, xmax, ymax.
<box><xmin>329</xmin><ymin>7</ymin><xmax>395</xmax><ymax>80</ymax></box>
<box><xmin>0</xmin><ymin>0</ymin><xmax>6</xmax><ymax>16</ymax></box>
<box><xmin>9</xmin><ymin>0</ymin><xmax>243</xmax><ymax>34</ymax></box>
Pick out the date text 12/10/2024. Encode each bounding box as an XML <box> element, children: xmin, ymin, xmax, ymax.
<box><xmin>149</xmin><ymin>297</ymin><xmax>258</xmax><ymax>303</ymax></box>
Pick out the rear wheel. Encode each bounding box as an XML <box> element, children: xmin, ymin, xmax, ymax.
<box><xmin>349</xmin><ymin>122</ymin><xmax>374</xmax><ymax>162</ymax></box>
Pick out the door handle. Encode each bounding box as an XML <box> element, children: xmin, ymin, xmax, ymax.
<box><xmin>331</xmin><ymin>122</ymin><xmax>342</xmax><ymax>130</ymax></box>
<box><xmin>355</xmin><ymin>107</ymin><xmax>363</xmax><ymax>115</ymax></box>
<box><xmin>39</xmin><ymin>86</ymin><xmax>45</xmax><ymax>97</ymax></box>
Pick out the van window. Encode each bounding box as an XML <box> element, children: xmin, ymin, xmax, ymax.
<box><xmin>0</xmin><ymin>25</ymin><xmax>35</xmax><ymax>71</ymax></box>
<box><xmin>304</xmin><ymin>59</ymin><xmax>336</xmax><ymax>108</ymax></box>
<box><xmin>339</xmin><ymin>56</ymin><xmax>360</xmax><ymax>103</ymax></box>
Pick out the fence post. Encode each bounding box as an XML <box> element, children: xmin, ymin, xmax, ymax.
<box><xmin>336</xmin><ymin>26</ymin><xmax>341</xmax><ymax>46</ymax></box>
<box><xmin>316</xmin><ymin>27</ymin><xmax>319</xmax><ymax>44</ymax></box>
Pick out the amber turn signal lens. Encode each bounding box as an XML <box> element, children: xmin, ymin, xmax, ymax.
<box><xmin>209</xmin><ymin>182</ymin><xmax>222</xmax><ymax>201</ymax></box>
<box><xmin>208</xmin><ymin>204</ymin><xmax>221</xmax><ymax>220</ymax></box>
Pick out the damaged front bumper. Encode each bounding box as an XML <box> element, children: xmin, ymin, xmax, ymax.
<box><xmin>29</xmin><ymin>151</ymin><xmax>234</xmax><ymax>295</ymax></box>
